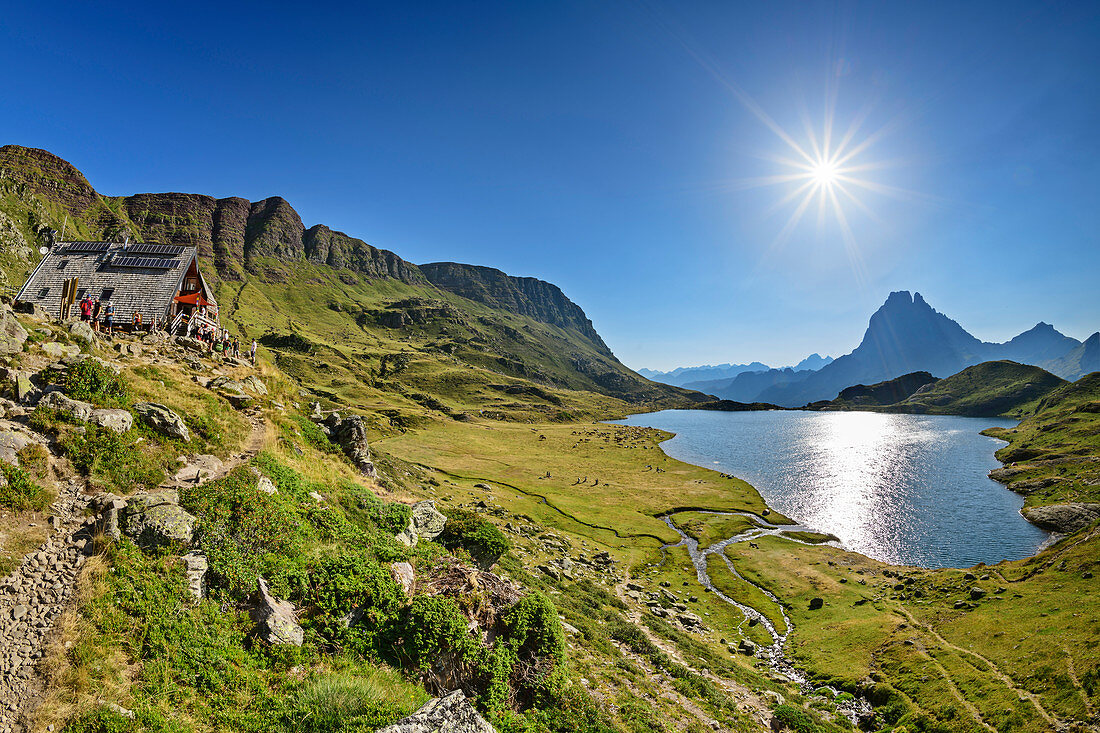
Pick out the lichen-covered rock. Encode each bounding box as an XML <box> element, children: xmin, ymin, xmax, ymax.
<box><xmin>67</xmin><ymin>319</ymin><xmax>96</xmax><ymax>347</ymax></box>
<box><xmin>1022</xmin><ymin>503</ymin><xmax>1100</xmax><ymax>534</ymax></box>
<box><xmin>242</xmin><ymin>375</ymin><xmax>268</xmax><ymax>395</ymax></box>
<box><xmin>182</xmin><ymin>551</ymin><xmax>208</xmax><ymax>599</ymax></box>
<box><xmin>252</xmin><ymin>577</ymin><xmax>304</xmax><ymax>646</ymax></box>
<box><xmin>41</xmin><ymin>341</ymin><xmax>79</xmax><ymax>359</ymax></box>
<box><xmin>396</xmin><ymin>501</ymin><xmax>447</xmax><ymax>547</ymax></box>
<box><xmin>38</xmin><ymin>390</ymin><xmax>94</xmax><ymax>422</ymax></box>
<box><xmin>121</xmin><ymin>490</ymin><xmax>196</xmax><ymax>547</ymax></box>
<box><xmin>376</xmin><ymin>690</ymin><xmax>496</xmax><ymax>733</ymax></box>
<box><xmin>90</xmin><ymin>408</ymin><xmax>134</xmax><ymax>433</ymax></box>
<box><xmin>0</xmin><ymin>304</ymin><xmax>28</xmax><ymax>355</ymax></box>
<box><xmin>15</xmin><ymin>372</ymin><xmax>37</xmax><ymax>403</ymax></box>
<box><xmin>132</xmin><ymin>402</ymin><xmax>190</xmax><ymax>441</ymax></box>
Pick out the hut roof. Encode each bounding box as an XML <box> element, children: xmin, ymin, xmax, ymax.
<box><xmin>16</xmin><ymin>241</ymin><xmax>210</xmax><ymax>322</ymax></box>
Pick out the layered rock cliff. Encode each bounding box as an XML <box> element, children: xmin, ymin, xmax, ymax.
<box><xmin>419</xmin><ymin>262</ymin><xmax>610</xmax><ymax>354</ymax></box>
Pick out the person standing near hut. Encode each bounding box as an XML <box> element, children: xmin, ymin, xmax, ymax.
<box><xmin>91</xmin><ymin>297</ymin><xmax>101</xmax><ymax>332</ymax></box>
<box><xmin>79</xmin><ymin>295</ymin><xmax>92</xmax><ymax>323</ymax></box>
<box><xmin>103</xmin><ymin>301</ymin><xmax>115</xmax><ymax>335</ymax></box>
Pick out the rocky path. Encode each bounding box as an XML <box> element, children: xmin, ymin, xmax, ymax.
<box><xmin>0</xmin><ymin>475</ymin><xmax>93</xmax><ymax>732</ymax></box>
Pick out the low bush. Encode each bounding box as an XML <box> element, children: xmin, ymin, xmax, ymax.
<box><xmin>65</xmin><ymin>358</ymin><xmax>129</xmax><ymax>406</ymax></box>
<box><xmin>60</xmin><ymin>426</ymin><xmax>165</xmax><ymax>491</ymax></box>
<box><xmin>0</xmin><ymin>462</ymin><xmax>51</xmax><ymax>510</ymax></box>
<box><xmin>285</xmin><ymin>670</ymin><xmax>425</xmax><ymax>732</ymax></box>
<box><xmin>437</xmin><ymin>507</ymin><xmax>510</xmax><ymax>569</ymax></box>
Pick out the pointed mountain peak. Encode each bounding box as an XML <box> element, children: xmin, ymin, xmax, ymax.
<box><xmin>913</xmin><ymin>291</ymin><xmax>928</xmax><ymax>307</ymax></box>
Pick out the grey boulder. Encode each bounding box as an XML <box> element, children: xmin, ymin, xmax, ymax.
<box><xmin>252</xmin><ymin>577</ymin><xmax>304</xmax><ymax>646</ymax></box>
<box><xmin>132</xmin><ymin>402</ymin><xmax>190</xmax><ymax>441</ymax></box>
<box><xmin>67</xmin><ymin>319</ymin><xmax>96</xmax><ymax>346</ymax></box>
<box><xmin>121</xmin><ymin>490</ymin><xmax>196</xmax><ymax>547</ymax></box>
<box><xmin>376</xmin><ymin>690</ymin><xmax>496</xmax><ymax>733</ymax></box>
<box><xmin>0</xmin><ymin>304</ymin><xmax>28</xmax><ymax>355</ymax></box>
<box><xmin>396</xmin><ymin>501</ymin><xmax>447</xmax><ymax>547</ymax></box>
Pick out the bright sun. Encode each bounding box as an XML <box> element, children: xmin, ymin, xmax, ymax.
<box><xmin>810</xmin><ymin>158</ymin><xmax>839</xmax><ymax>187</ymax></box>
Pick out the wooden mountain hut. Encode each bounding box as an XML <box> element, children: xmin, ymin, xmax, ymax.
<box><xmin>15</xmin><ymin>241</ymin><xmax>217</xmax><ymax>329</ymax></box>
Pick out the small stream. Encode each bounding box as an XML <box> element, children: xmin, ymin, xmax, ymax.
<box><xmin>660</xmin><ymin>512</ymin><xmax>874</xmax><ymax>725</ymax></box>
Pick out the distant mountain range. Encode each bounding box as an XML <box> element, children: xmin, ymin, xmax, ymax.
<box><xmin>658</xmin><ymin>291</ymin><xmax>1097</xmax><ymax>407</ymax></box>
<box><xmin>639</xmin><ymin>353</ymin><xmax>832</xmax><ymax>388</ymax></box>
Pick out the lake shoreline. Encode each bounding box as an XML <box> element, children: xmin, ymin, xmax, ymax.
<box><xmin>610</xmin><ymin>408</ymin><xmax>1048</xmax><ymax>569</ymax></box>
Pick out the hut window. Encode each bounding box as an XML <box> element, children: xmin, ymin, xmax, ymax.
<box><xmin>101</xmin><ymin>288</ymin><xmax>114</xmax><ymax>300</ymax></box>
<box><xmin>38</xmin><ymin>288</ymin><xmax>49</xmax><ymax>298</ymax></box>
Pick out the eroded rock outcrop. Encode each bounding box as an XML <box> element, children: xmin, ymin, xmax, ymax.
<box><xmin>1022</xmin><ymin>503</ymin><xmax>1100</xmax><ymax>534</ymax></box>
<box><xmin>376</xmin><ymin>689</ymin><xmax>496</xmax><ymax>733</ymax></box>
<box><xmin>322</xmin><ymin>413</ymin><xmax>377</xmax><ymax>476</ymax></box>
<box><xmin>132</xmin><ymin>402</ymin><xmax>190</xmax><ymax>441</ymax></box>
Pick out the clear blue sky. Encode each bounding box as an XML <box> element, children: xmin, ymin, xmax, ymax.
<box><xmin>2</xmin><ymin>1</ymin><xmax>1097</xmax><ymax>370</ymax></box>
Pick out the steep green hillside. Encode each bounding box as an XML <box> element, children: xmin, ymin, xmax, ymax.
<box><xmin>892</xmin><ymin>361</ymin><xmax>1066</xmax><ymax>417</ymax></box>
<box><xmin>807</xmin><ymin>370</ymin><xmax>938</xmax><ymax>410</ymax></box>
<box><xmin>983</xmin><ymin>371</ymin><xmax>1100</xmax><ymax>513</ymax></box>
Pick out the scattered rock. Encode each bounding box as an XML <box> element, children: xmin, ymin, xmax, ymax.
<box><xmin>241</xmin><ymin>375</ymin><xmax>268</xmax><ymax>395</ymax></box>
<box><xmin>90</xmin><ymin>407</ymin><xmax>134</xmax><ymax>433</ymax></box>
<box><xmin>969</xmin><ymin>586</ymin><xmax>986</xmax><ymax>601</ymax></box>
<box><xmin>0</xmin><ymin>304</ymin><xmax>29</xmax><ymax>355</ymax></box>
<box><xmin>376</xmin><ymin>689</ymin><xmax>496</xmax><ymax>733</ymax></box>
<box><xmin>391</xmin><ymin>561</ymin><xmax>416</xmax><ymax>595</ymax></box>
<box><xmin>120</xmin><ymin>490</ymin><xmax>196</xmax><ymax>547</ymax></box>
<box><xmin>208</xmin><ymin>376</ymin><xmax>253</xmax><ymax>408</ymax></box>
<box><xmin>252</xmin><ymin>577</ymin><xmax>304</xmax><ymax>646</ymax></box>
<box><xmin>738</xmin><ymin>639</ymin><xmax>757</xmax><ymax>656</ymax></box>
<box><xmin>182</xmin><ymin>551</ymin><xmax>208</xmax><ymax>599</ymax></box>
<box><xmin>132</xmin><ymin>402</ymin><xmax>190</xmax><ymax>441</ymax></box>
<box><xmin>67</xmin><ymin>319</ymin><xmax>96</xmax><ymax>346</ymax></box>
<box><xmin>38</xmin><ymin>390</ymin><xmax>94</xmax><ymax>421</ymax></box>
<box><xmin>808</xmin><ymin>597</ymin><xmax>824</xmax><ymax>611</ymax></box>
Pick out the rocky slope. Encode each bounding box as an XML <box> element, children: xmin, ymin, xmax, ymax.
<box><xmin>419</xmin><ymin>262</ymin><xmax>609</xmax><ymax>354</ymax></box>
<box><xmin>1044</xmin><ymin>331</ymin><xmax>1100</xmax><ymax>382</ymax></box>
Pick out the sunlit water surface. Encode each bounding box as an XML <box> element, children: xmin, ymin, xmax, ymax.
<box><xmin>610</xmin><ymin>410</ymin><xmax>1048</xmax><ymax>568</ymax></box>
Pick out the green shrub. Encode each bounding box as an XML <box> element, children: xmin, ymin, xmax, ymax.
<box><xmin>771</xmin><ymin>704</ymin><xmax>824</xmax><ymax>733</ymax></box>
<box><xmin>60</xmin><ymin>426</ymin><xmax>165</xmax><ymax>491</ymax></box>
<box><xmin>65</xmin><ymin>358</ymin><xmax>129</xmax><ymax>406</ymax></box>
<box><xmin>349</xmin><ymin>488</ymin><xmax>412</xmax><ymax>536</ymax></box>
<box><xmin>301</xmin><ymin>553</ymin><xmax>405</xmax><ymax>649</ymax></box>
<box><xmin>438</xmin><ymin>507</ymin><xmax>510</xmax><ymax>569</ymax></box>
<box><xmin>0</xmin><ymin>462</ymin><xmax>51</xmax><ymax>510</ymax></box>
<box><xmin>182</xmin><ymin>466</ymin><xmax>306</xmax><ymax>595</ymax></box>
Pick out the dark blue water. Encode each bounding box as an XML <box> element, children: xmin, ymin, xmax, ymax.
<box><xmin>610</xmin><ymin>410</ymin><xmax>1048</xmax><ymax>568</ymax></box>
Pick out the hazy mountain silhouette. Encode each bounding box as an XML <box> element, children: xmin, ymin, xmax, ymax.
<box><xmin>1044</xmin><ymin>332</ymin><xmax>1100</xmax><ymax>381</ymax></box>
<box><xmin>760</xmin><ymin>291</ymin><xmax>1088</xmax><ymax>407</ymax></box>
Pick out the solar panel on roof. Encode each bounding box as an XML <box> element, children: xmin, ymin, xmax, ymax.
<box><xmin>112</xmin><ymin>256</ymin><xmax>180</xmax><ymax>269</ymax></box>
<box><xmin>66</xmin><ymin>242</ymin><xmax>110</xmax><ymax>253</ymax></box>
<box><xmin>125</xmin><ymin>243</ymin><xmax>186</xmax><ymax>257</ymax></box>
